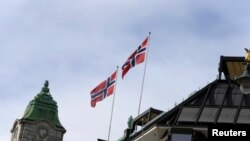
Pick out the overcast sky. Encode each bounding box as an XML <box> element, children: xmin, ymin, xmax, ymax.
<box><xmin>0</xmin><ymin>0</ymin><xmax>249</xmax><ymax>140</ymax></box>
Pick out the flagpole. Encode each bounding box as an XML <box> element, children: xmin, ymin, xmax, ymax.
<box><xmin>137</xmin><ymin>32</ymin><xmax>151</xmax><ymax>116</ymax></box>
<box><xmin>107</xmin><ymin>66</ymin><xmax>119</xmax><ymax>141</ymax></box>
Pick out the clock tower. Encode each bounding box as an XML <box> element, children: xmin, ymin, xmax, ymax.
<box><xmin>10</xmin><ymin>81</ymin><xmax>66</xmax><ymax>141</ymax></box>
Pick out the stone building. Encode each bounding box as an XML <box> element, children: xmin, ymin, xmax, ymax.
<box><xmin>10</xmin><ymin>81</ymin><xmax>66</xmax><ymax>141</ymax></box>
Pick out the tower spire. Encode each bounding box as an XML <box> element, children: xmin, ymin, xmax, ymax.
<box><xmin>11</xmin><ymin>81</ymin><xmax>66</xmax><ymax>141</ymax></box>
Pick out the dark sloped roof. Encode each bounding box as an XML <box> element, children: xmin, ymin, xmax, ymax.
<box><xmin>121</xmin><ymin>56</ymin><xmax>250</xmax><ymax>141</ymax></box>
<box><xmin>126</xmin><ymin>79</ymin><xmax>250</xmax><ymax>140</ymax></box>
<box><xmin>176</xmin><ymin>80</ymin><xmax>250</xmax><ymax>125</ymax></box>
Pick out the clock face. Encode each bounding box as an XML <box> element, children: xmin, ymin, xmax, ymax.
<box><xmin>38</xmin><ymin>127</ymin><xmax>48</xmax><ymax>138</ymax></box>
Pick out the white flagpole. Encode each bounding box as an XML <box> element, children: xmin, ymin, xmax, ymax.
<box><xmin>137</xmin><ymin>32</ymin><xmax>151</xmax><ymax>116</ymax></box>
<box><xmin>107</xmin><ymin>66</ymin><xmax>119</xmax><ymax>141</ymax></box>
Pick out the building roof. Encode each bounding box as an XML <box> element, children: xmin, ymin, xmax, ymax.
<box><xmin>120</xmin><ymin>56</ymin><xmax>250</xmax><ymax>141</ymax></box>
<box><xmin>22</xmin><ymin>81</ymin><xmax>64</xmax><ymax>129</ymax></box>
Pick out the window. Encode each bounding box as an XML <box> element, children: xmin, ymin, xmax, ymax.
<box><xmin>241</xmin><ymin>94</ymin><xmax>250</xmax><ymax>106</ymax></box>
<box><xmin>189</xmin><ymin>94</ymin><xmax>205</xmax><ymax>106</ymax></box>
<box><xmin>205</xmin><ymin>84</ymin><xmax>227</xmax><ymax>106</ymax></box>
<box><xmin>224</xmin><ymin>85</ymin><xmax>243</xmax><ymax>106</ymax></box>
<box><xmin>217</xmin><ymin>108</ymin><xmax>237</xmax><ymax>123</ymax></box>
<box><xmin>237</xmin><ymin>109</ymin><xmax>250</xmax><ymax>124</ymax></box>
<box><xmin>177</xmin><ymin>107</ymin><xmax>199</xmax><ymax>122</ymax></box>
<box><xmin>199</xmin><ymin>107</ymin><xmax>219</xmax><ymax>122</ymax></box>
<box><xmin>172</xmin><ymin>134</ymin><xmax>192</xmax><ymax>141</ymax></box>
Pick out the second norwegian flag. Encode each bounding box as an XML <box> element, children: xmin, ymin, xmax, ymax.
<box><xmin>122</xmin><ymin>36</ymin><xmax>149</xmax><ymax>79</ymax></box>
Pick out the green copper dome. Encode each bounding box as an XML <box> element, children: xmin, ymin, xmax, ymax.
<box><xmin>22</xmin><ymin>80</ymin><xmax>64</xmax><ymax>128</ymax></box>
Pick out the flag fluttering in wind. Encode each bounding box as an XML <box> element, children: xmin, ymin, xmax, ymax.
<box><xmin>121</xmin><ymin>37</ymin><xmax>149</xmax><ymax>78</ymax></box>
<box><xmin>90</xmin><ymin>71</ymin><xmax>117</xmax><ymax>107</ymax></box>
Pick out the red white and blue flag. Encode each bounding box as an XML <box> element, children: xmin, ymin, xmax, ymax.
<box><xmin>122</xmin><ymin>37</ymin><xmax>149</xmax><ymax>78</ymax></box>
<box><xmin>90</xmin><ymin>71</ymin><xmax>117</xmax><ymax>107</ymax></box>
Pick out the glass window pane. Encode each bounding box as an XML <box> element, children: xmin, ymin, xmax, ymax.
<box><xmin>172</xmin><ymin>134</ymin><xmax>192</xmax><ymax>141</ymax></box>
<box><xmin>215</xmin><ymin>94</ymin><xmax>225</xmax><ymax>105</ymax></box>
<box><xmin>217</xmin><ymin>108</ymin><xmax>237</xmax><ymax>123</ymax></box>
<box><xmin>206</xmin><ymin>93</ymin><xmax>225</xmax><ymax>106</ymax></box>
<box><xmin>178</xmin><ymin>107</ymin><xmax>199</xmax><ymax>122</ymax></box>
<box><xmin>189</xmin><ymin>96</ymin><xmax>205</xmax><ymax>106</ymax></box>
<box><xmin>233</xmin><ymin>94</ymin><xmax>243</xmax><ymax>106</ymax></box>
<box><xmin>237</xmin><ymin>109</ymin><xmax>250</xmax><ymax>124</ymax></box>
<box><xmin>199</xmin><ymin>107</ymin><xmax>219</xmax><ymax>122</ymax></box>
<box><xmin>224</xmin><ymin>94</ymin><xmax>243</xmax><ymax>106</ymax></box>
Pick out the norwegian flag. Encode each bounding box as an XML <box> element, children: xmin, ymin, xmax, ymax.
<box><xmin>90</xmin><ymin>71</ymin><xmax>117</xmax><ymax>107</ymax></box>
<box><xmin>122</xmin><ymin>37</ymin><xmax>149</xmax><ymax>78</ymax></box>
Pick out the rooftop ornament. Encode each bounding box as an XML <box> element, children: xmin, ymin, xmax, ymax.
<box><xmin>41</xmin><ymin>80</ymin><xmax>50</xmax><ymax>95</ymax></box>
<box><xmin>22</xmin><ymin>80</ymin><xmax>64</xmax><ymax>128</ymax></box>
<box><xmin>235</xmin><ymin>48</ymin><xmax>250</xmax><ymax>94</ymax></box>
